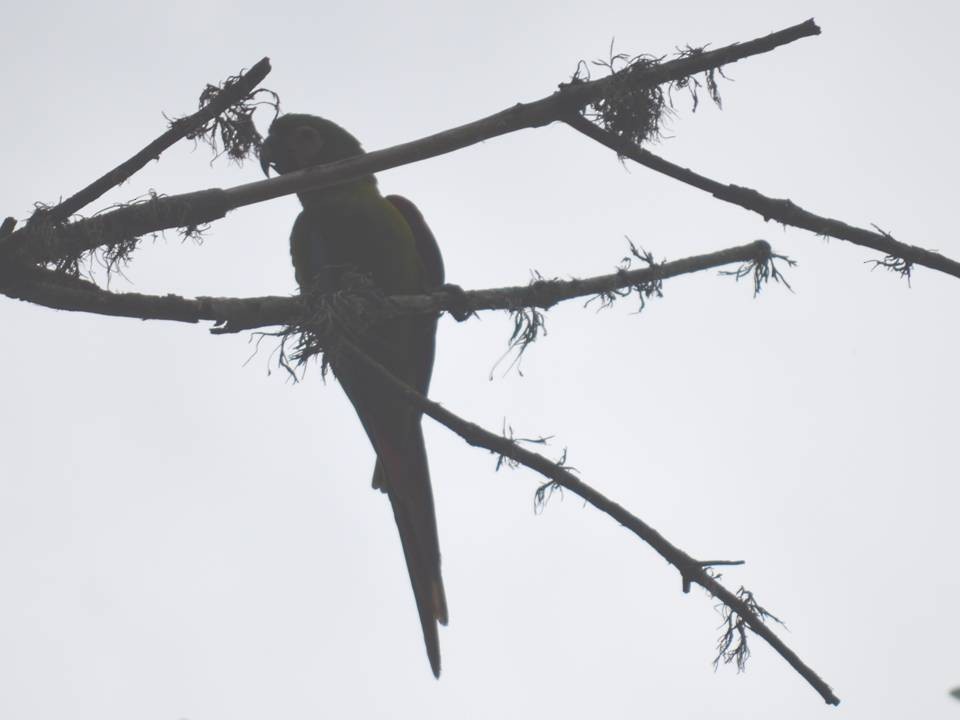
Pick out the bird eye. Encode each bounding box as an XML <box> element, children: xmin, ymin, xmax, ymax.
<box><xmin>295</xmin><ymin>126</ymin><xmax>321</xmax><ymax>146</ymax></box>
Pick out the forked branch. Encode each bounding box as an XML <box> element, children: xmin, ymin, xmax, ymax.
<box><xmin>36</xmin><ymin>58</ymin><xmax>272</xmax><ymax>227</ymax></box>
<box><xmin>0</xmin><ymin>21</ymin><xmax>820</xmax><ymax>267</ymax></box>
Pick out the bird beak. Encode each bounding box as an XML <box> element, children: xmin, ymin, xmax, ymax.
<box><xmin>259</xmin><ymin>136</ymin><xmax>275</xmax><ymax>177</ymax></box>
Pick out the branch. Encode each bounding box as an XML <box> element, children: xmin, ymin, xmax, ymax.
<box><xmin>565</xmin><ymin>113</ymin><xmax>960</xmax><ymax>280</ymax></box>
<box><xmin>35</xmin><ymin>58</ymin><xmax>272</xmax><ymax>226</ymax></box>
<box><xmin>2</xmin><ymin>21</ymin><xmax>819</xmax><ymax>266</ymax></box>
<box><xmin>328</xmin><ymin>333</ymin><xmax>840</xmax><ymax>706</ymax></box>
<box><xmin>1</xmin><ymin>240</ymin><xmax>774</xmax><ymax>328</ymax></box>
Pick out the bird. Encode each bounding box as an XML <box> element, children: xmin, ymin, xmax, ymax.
<box><xmin>259</xmin><ymin>114</ymin><xmax>448</xmax><ymax>677</ymax></box>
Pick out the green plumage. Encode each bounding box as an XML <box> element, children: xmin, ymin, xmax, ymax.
<box><xmin>261</xmin><ymin>115</ymin><xmax>448</xmax><ymax>677</ymax></box>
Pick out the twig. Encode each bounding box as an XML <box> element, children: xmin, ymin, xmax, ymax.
<box><xmin>1</xmin><ymin>240</ymin><xmax>774</xmax><ymax>327</ymax></box>
<box><xmin>37</xmin><ymin>58</ymin><xmax>271</xmax><ymax>226</ymax></box>
<box><xmin>2</xmin><ymin>21</ymin><xmax>819</xmax><ymax>266</ymax></box>
<box><xmin>330</xmin><ymin>334</ymin><xmax>840</xmax><ymax>706</ymax></box>
<box><xmin>564</xmin><ymin>113</ymin><xmax>960</xmax><ymax>280</ymax></box>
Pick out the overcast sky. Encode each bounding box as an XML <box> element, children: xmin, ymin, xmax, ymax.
<box><xmin>1</xmin><ymin>1</ymin><xmax>958</xmax><ymax>718</ymax></box>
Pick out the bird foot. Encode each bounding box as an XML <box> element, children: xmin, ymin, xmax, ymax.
<box><xmin>439</xmin><ymin>283</ymin><xmax>473</xmax><ymax>322</ymax></box>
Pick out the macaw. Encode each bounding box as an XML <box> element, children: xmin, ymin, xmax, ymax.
<box><xmin>259</xmin><ymin>114</ymin><xmax>448</xmax><ymax>676</ymax></box>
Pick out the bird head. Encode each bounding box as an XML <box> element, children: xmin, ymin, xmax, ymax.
<box><xmin>259</xmin><ymin>114</ymin><xmax>365</xmax><ymax>177</ymax></box>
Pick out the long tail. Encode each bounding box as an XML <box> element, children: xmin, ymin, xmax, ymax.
<box><xmin>373</xmin><ymin>426</ymin><xmax>448</xmax><ymax>677</ymax></box>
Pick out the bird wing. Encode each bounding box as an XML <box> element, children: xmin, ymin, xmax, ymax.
<box><xmin>386</xmin><ymin>194</ymin><xmax>444</xmax><ymax>288</ymax></box>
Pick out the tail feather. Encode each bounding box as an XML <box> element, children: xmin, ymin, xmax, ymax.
<box><xmin>378</xmin><ymin>428</ymin><xmax>447</xmax><ymax>676</ymax></box>
<box><xmin>388</xmin><ymin>493</ymin><xmax>446</xmax><ymax>677</ymax></box>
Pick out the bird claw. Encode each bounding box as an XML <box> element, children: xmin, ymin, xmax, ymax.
<box><xmin>439</xmin><ymin>283</ymin><xmax>473</xmax><ymax>322</ymax></box>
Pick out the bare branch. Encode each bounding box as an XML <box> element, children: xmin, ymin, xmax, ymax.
<box><xmin>565</xmin><ymin>113</ymin><xmax>960</xmax><ymax>280</ymax></box>
<box><xmin>327</xmin><ymin>332</ymin><xmax>840</xmax><ymax>706</ymax></box>
<box><xmin>36</xmin><ymin>58</ymin><xmax>271</xmax><ymax>226</ymax></box>
<box><xmin>2</xmin><ymin>21</ymin><xmax>819</xmax><ymax>267</ymax></box>
<box><xmin>1</xmin><ymin>241</ymin><xmax>774</xmax><ymax>328</ymax></box>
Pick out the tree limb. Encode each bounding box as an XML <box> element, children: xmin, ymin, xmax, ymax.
<box><xmin>564</xmin><ymin>113</ymin><xmax>960</xmax><ymax>280</ymax></box>
<box><xmin>1</xmin><ymin>240</ymin><xmax>774</xmax><ymax>328</ymax></box>
<box><xmin>35</xmin><ymin>58</ymin><xmax>272</xmax><ymax>226</ymax></box>
<box><xmin>1</xmin><ymin>21</ymin><xmax>819</xmax><ymax>266</ymax></box>
<box><xmin>328</xmin><ymin>332</ymin><xmax>840</xmax><ymax>706</ymax></box>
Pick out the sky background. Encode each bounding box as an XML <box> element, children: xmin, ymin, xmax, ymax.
<box><xmin>1</xmin><ymin>1</ymin><xmax>957</xmax><ymax>718</ymax></box>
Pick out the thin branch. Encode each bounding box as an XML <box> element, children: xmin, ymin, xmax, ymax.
<box><xmin>564</xmin><ymin>113</ymin><xmax>960</xmax><ymax>280</ymax></box>
<box><xmin>36</xmin><ymin>58</ymin><xmax>272</xmax><ymax>226</ymax></box>
<box><xmin>1</xmin><ymin>240</ymin><xmax>774</xmax><ymax>327</ymax></box>
<box><xmin>328</xmin><ymin>333</ymin><xmax>840</xmax><ymax>706</ymax></box>
<box><xmin>2</xmin><ymin>20</ymin><xmax>819</xmax><ymax>266</ymax></box>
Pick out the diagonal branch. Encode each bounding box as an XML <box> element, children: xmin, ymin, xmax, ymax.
<box><xmin>37</xmin><ymin>58</ymin><xmax>272</xmax><ymax>226</ymax></box>
<box><xmin>2</xmin><ymin>20</ymin><xmax>819</xmax><ymax>266</ymax></box>
<box><xmin>564</xmin><ymin>113</ymin><xmax>960</xmax><ymax>280</ymax></box>
<box><xmin>328</xmin><ymin>332</ymin><xmax>840</xmax><ymax>706</ymax></box>
<box><xmin>1</xmin><ymin>240</ymin><xmax>774</xmax><ymax>327</ymax></box>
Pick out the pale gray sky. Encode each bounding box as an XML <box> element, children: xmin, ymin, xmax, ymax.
<box><xmin>1</xmin><ymin>1</ymin><xmax>958</xmax><ymax>718</ymax></box>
